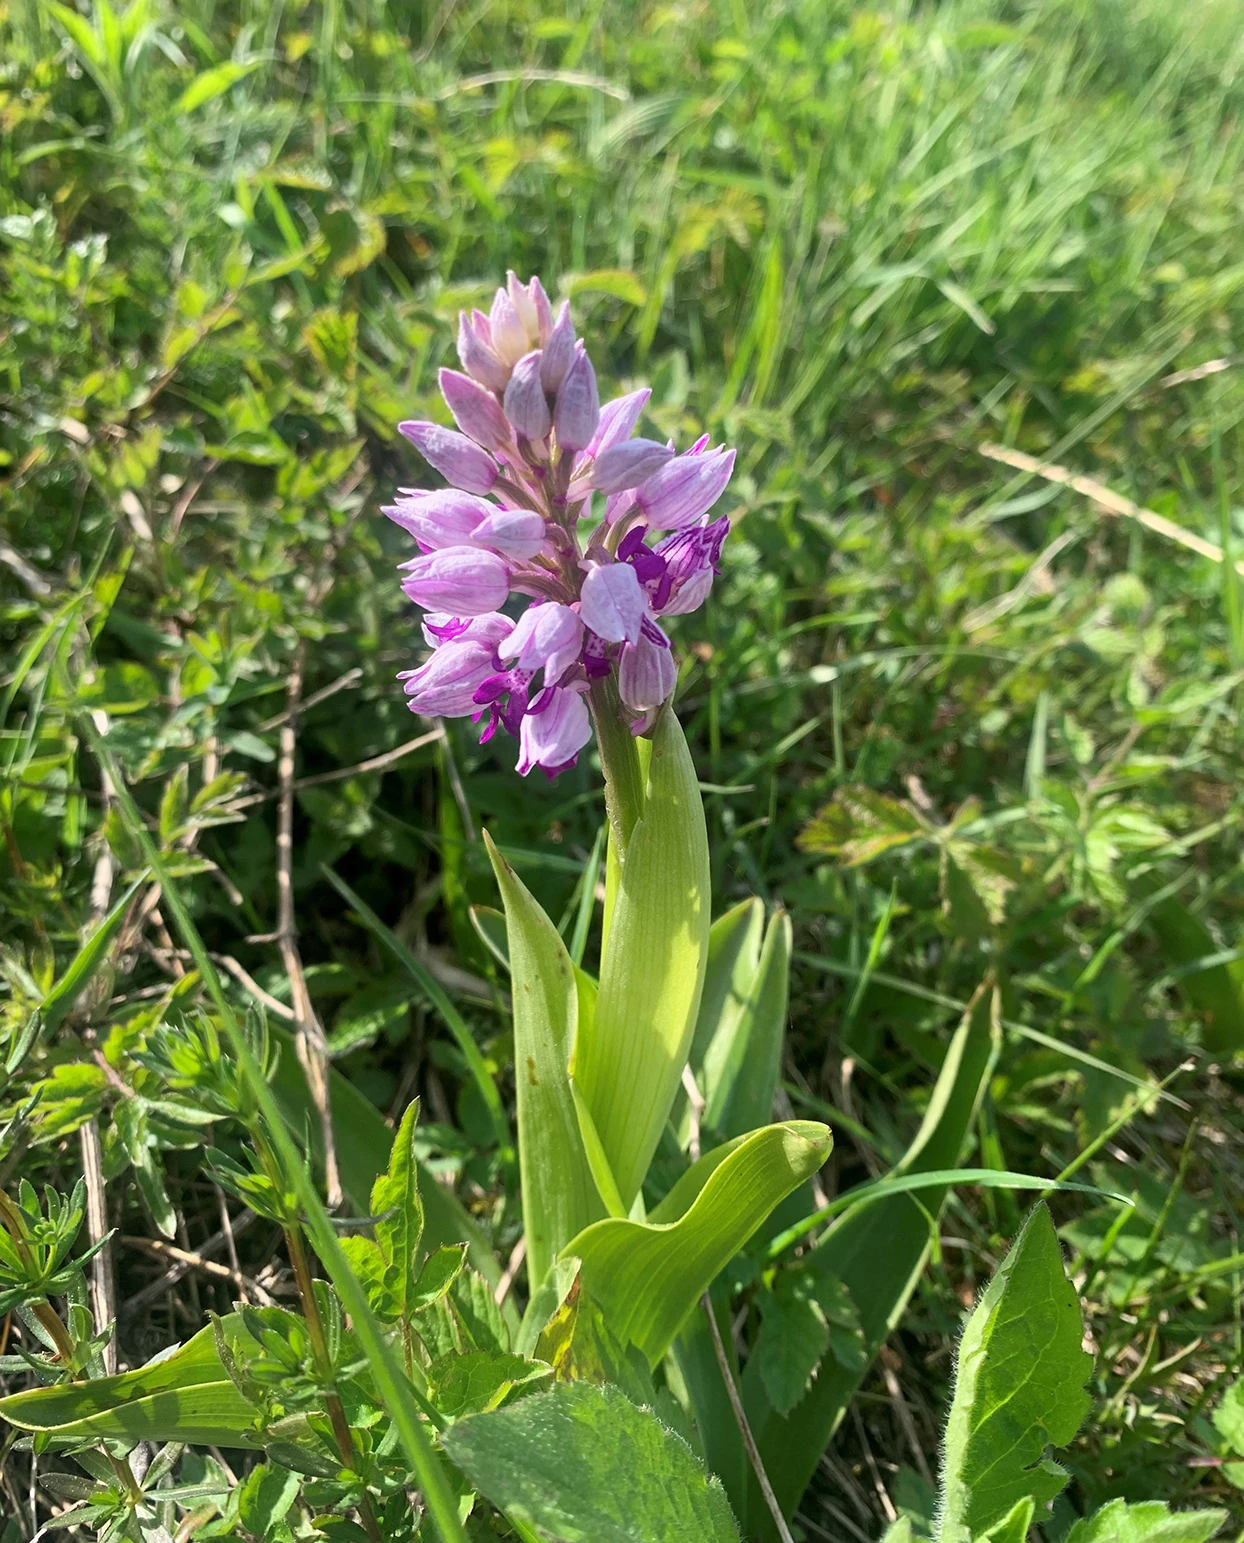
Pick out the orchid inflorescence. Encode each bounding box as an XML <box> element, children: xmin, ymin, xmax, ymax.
<box><xmin>384</xmin><ymin>273</ymin><xmax>735</xmax><ymax>777</ymax></box>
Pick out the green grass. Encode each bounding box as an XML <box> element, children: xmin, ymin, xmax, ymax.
<box><xmin>2</xmin><ymin>0</ymin><xmax>1244</xmax><ymax>1534</ymax></box>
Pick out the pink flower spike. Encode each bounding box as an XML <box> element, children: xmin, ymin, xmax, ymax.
<box><xmin>457</xmin><ymin>311</ymin><xmax>509</xmax><ymax>392</ymax></box>
<box><xmin>438</xmin><ymin>369</ymin><xmax>512</xmax><ymax>455</ymax></box>
<box><xmin>399</xmin><ymin>421</ymin><xmax>498</xmax><ymax>495</ymax></box>
<box><xmin>579</xmin><ymin>561</ymin><xmax>647</xmax><ymax>645</ymax></box>
<box><xmin>400</xmin><ymin>546</ymin><xmax>511</xmax><ymax>615</ymax></box>
<box><xmin>516</xmin><ymin>685</ymin><xmax>592</xmax><ymax>777</ymax></box>
<box><xmin>503</xmin><ymin>351</ymin><xmax>552</xmax><ymax>442</ymax></box>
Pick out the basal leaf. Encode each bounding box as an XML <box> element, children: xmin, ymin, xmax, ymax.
<box><xmin>577</xmin><ymin>707</ymin><xmax>711</xmax><ymax>1208</ymax></box>
<box><xmin>0</xmin><ymin>1318</ymin><xmax>259</xmax><ymax>1448</ymax></box>
<box><xmin>443</xmin><ymin>1380</ymin><xmax>740</xmax><ymax>1543</ymax></box>
<box><xmin>485</xmin><ymin>832</ymin><xmax>604</xmax><ymax>1292</ymax></box>
<box><xmin>707</xmin><ymin>908</ymin><xmax>792</xmax><ymax>1137</ymax></box>
<box><xmin>563</xmin><ymin>1120</ymin><xmax>831</xmax><ymax>1365</ymax></box>
<box><xmin>1065</xmin><ymin>1499</ymin><xmax>1227</xmax><ymax>1543</ymax></box>
<box><xmin>937</xmin><ymin>1204</ymin><xmax>1092</xmax><ymax>1543</ymax></box>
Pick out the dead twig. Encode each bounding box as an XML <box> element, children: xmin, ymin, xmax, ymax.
<box><xmin>276</xmin><ymin>650</ymin><xmax>341</xmax><ymax>1210</ymax></box>
<box><xmin>494</xmin><ymin>1235</ymin><xmax>527</xmax><ymax>1309</ymax></box>
<box><xmin>119</xmin><ymin>1210</ymin><xmax>260</xmax><ymax>1321</ymax></box>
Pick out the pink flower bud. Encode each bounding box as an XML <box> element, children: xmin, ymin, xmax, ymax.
<box><xmin>579</xmin><ymin>561</ymin><xmax>647</xmax><ymax>644</ymax></box>
<box><xmin>472</xmin><ymin>510</ymin><xmax>546</xmax><ymax>561</ymax></box>
<box><xmin>503</xmin><ymin>351</ymin><xmax>552</xmax><ymax>442</ymax></box>
<box><xmin>540</xmin><ymin>302</ymin><xmax>576</xmax><ymax>393</ymax></box>
<box><xmin>499</xmin><ymin>601</ymin><xmax>585</xmax><ymax>686</ymax></box>
<box><xmin>516</xmin><ymin>686</ymin><xmax>592</xmax><ymax>777</ymax></box>
<box><xmin>507</xmin><ymin>270</ymin><xmax>540</xmax><ymax>340</ymax></box>
<box><xmin>530</xmin><ymin>276</ymin><xmax>554</xmax><ymax>343</ymax></box>
<box><xmin>384</xmin><ymin>489</ymin><xmax>492</xmax><ymax>548</ymax></box>
<box><xmin>399</xmin><ymin>639</ymin><xmax>500</xmax><ymax>717</ymax></box>
<box><xmin>422</xmin><ymin>612</ymin><xmax>514</xmax><ymax>650</ymax></box>
<box><xmin>618</xmin><ymin>633</ymin><xmax>676</xmax><ymax>713</ymax></box>
<box><xmin>438</xmin><ymin>369</ymin><xmax>511</xmax><ymax>455</ymax></box>
<box><xmin>489</xmin><ymin>286</ymin><xmax>530</xmax><ymax>366</ymax></box>
<box><xmin>400</xmin><ymin>546</ymin><xmax>511</xmax><ymax>615</ymax></box>
<box><xmin>591</xmin><ymin>438</ymin><xmax>675</xmax><ymax>495</ymax></box>
<box><xmin>554</xmin><ymin>343</ymin><xmax>600</xmax><ymax>453</ymax></box>
<box><xmin>457</xmin><ymin>311</ymin><xmax>509</xmax><ymax>392</ymax></box>
<box><xmin>399</xmin><ymin>421</ymin><xmax>498</xmax><ymax>495</ymax></box>
<box><xmin>585</xmin><ymin>388</ymin><xmax>652</xmax><ymax>459</ymax></box>
<box><xmin>636</xmin><ymin>446</ymin><xmax>736</xmax><ymax>530</ymax></box>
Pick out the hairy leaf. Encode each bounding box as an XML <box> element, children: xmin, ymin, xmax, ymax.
<box><xmin>937</xmin><ymin>1204</ymin><xmax>1092</xmax><ymax>1542</ymax></box>
<box><xmin>443</xmin><ymin>1380</ymin><xmax>740</xmax><ymax>1543</ymax></box>
<box><xmin>1065</xmin><ymin>1499</ymin><xmax>1227</xmax><ymax>1543</ymax></box>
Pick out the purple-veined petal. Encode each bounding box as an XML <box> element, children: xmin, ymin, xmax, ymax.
<box><xmin>498</xmin><ymin>601</ymin><xmax>585</xmax><ymax>685</ymax></box>
<box><xmin>399</xmin><ymin>421</ymin><xmax>498</xmax><ymax>495</ymax></box>
<box><xmin>490</xmin><ymin>286</ymin><xmax>530</xmax><ymax>365</ymax></box>
<box><xmin>472</xmin><ymin>509</ymin><xmax>546</xmax><ymax>561</ymax></box>
<box><xmin>503</xmin><ymin>351</ymin><xmax>552</xmax><ymax>442</ymax></box>
<box><xmin>579</xmin><ymin>561</ymin><xmax>647</xmax><ymax>644</ymax></box>
<box><xmin>400</xmin><ymin>546</ymin><xmax>511</xmax><ymax>615</ymax></box>
<box><xmin>457</xmin><ymin>311</ymin><xmax>509</xmax><ymax>392</ymax></box>
<box><xmin>438</xmin><ymin>369</ymin><xmax>512</xmax><ymax>455</ymax></box>
<box><xmin>591</xmin><ymin>438</ymin><xmax>675</xmax><ymax>495</ymax></box>
<box><xmin>399</xmin><ymin>639</ymin><xmax>499</xmax><ymax>716</ymax></box>
<box><xmin>540</xmin><ymin>302</ymin><xmax>576</xmax><ymax>393</ymax></box>
<box><xmin>618</xmin><ymin>632</ymin><xmax>677</xmax><ymax>714</ymax></box>
<box><xmin>636</xmin><ymin>446</ymin><xmax>736</xmax><ymax>530</ymax></box>
<box><xmin>516</xmin><ymin>686</ymin><xmax>592</xmax><ymax>777</ymax></box>
<box><xmin>554</xmin><ymin>343</ymin><xmax>600</xmax><ymax>453</ymax></box>
<box><xmin>385</xmin><ymin>489</ymin><xmax>493</xmax><ymax>549</ymax></box>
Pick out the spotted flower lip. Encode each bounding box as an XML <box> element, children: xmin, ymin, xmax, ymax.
<box><xmin>385</xmin><ymin>274</ymin><xmax>735</xmax><ymax>776</ymax></box>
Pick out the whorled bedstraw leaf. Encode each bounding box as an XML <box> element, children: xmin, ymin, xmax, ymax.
<box><xmin>576</xmin><ymin>707</ymin><xmax>711</xmax><ymax>1210</ymax></box>
<box><xmin>563</xmin><ymin>1120</ymin><xmax>831</xmax><ymax>1366</ymax></box>
<box><xmin>936</xmin><ymin>1204</ymin><xmax>1092</xmax><ymax>1543</ymax></box>
<box><xmin>443</xmin><ymin>1379</ymin><xmax>740</xmax><ymax>1543</ymax></box>
<box><xmin>1064</xmin><ymin>1498</ymin><xmax>1227</xmax><ymax>1543</ymax></box>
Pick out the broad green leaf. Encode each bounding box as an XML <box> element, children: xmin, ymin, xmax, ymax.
<box><xmin>577</xmin><ymin>707</ymin><xmax>711</xmax><ymax>1208</ymax></box>
<box><xmin>237</xmin><ymin>1462</ymin><xmax>300</xmax><ymax>1533</ymax></box>
<box><xmin>562</xmin><ymin>1120</ymin><xmax>831</xmax><ymax>1365</ymax></box>
<box><xmin>443</xmin><ymin>1380</ymin><xmax>740</xmax><ymax>1543</ymax></box>
<box><xmin>937</xmin><ymin>1205</ymin><xmax>1092</xmax><ymax>1543</ymax></box>
<box><xmin>1064</xmin><ymin>1499</ymin><xmax>1227</xmax><ymax>1543</ymax></box>
<box><xmin>41</xmin><ymin>877</ymin><xmax>143</xmax><ymax>1034</ymax></box>
<box><xmin>176</xmin><ymin>59</ymin><xmax>263</xmax><ymax>113</ymax></box>
<box><xmin>674</xmin><ymin>898</ymin><xmax>762</xmax><ymax>1146</ymax></box>
<box><xmin>427</xmin><ymin>1350</ymin><xmax>551</xmax><ymax>1419</ymax></box>
<box><xmin>745</xmin><ymin>979</ymin><xmax>1001</xmax><ymax>1535</ymax></box>
<box><xmin>0</xmin><ymin>1318</ymin><xmax>259</xmax><ymax>1448</ymax></box>
<box><xmin>534</xmin><ymin>1276</ymin><xmax>654</xmax><ymax>1408</ymax></box>
<box><xmin>485</xmin><ymin>832</ymin><xmax>604</xmax><ymax>1292</ymax></box>
<box><xmin>708</xmin><ymin>908</ymin><xmax>792</xmax><ymax>1136</ymax></box>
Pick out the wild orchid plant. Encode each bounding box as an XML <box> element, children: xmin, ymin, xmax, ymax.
<box><xmin>3</xmin><ymin>279</ymin><xmax>1224</xmax><ymax>1543</ymax></box>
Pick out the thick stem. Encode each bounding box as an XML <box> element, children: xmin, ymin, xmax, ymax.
<box><xmin>286</xmin><ymin>1225</ymin><xmax>383</xmax><ymax>1543</ymax></box>
<box><xmin>588</xmin><ymin>677</ymin><xmax>645</xmax><ymax>854</ymax></box>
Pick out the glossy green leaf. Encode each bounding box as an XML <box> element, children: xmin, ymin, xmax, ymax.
<box><xmin>937</xmin><ymin>1205</ymin><xmax>1092</xmax><ymax>1543</ymax></box>
<box><xmin>443</xmin><ymin>1380</ymin><xmax>740</xmax><ymax>1543</ymax></box>
<box><xmin>563</xmin><ymin>1120</ymin><xmax>831</xmax><ymax>1365</ymax></box>
<box><xmin>577</xmin><ymin>707</ymin><xmax>711</xmax><ymax>1209</ymax></box>
<box><xmin>707</xmin><ymin>908</ymin><xmax>792</xmax><ymax>1137</ymax></box>
<box><xmin>744</xmin><ymin>979</ymin><xmax>1001</xmax><ymax>1536</ymax></box>
<box><xmin>485</xmin><ymin>832</ymin><xmax>604</xmax><ymax>1292</ymax></box>
<box><xmin>0</xmin><ymin>1317</ymin><xmax>259</xmax><ymax>1448</ymax></box>
<box><xmin>1065</xmin><ymin>1499</ymin><xmax>1228</xmax><ymax>1543</ymax></box>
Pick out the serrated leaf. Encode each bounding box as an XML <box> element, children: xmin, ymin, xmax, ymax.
<box><xmin>485</xmin><ymin>833</ymin><xmax>603</xmax><ymax>1292</ymax></box>
<box><xmin>443</xmin><ymin>1380</ymin><xmax>740</xmax><ymax>1543</ymax></box>
<box><xmin>798</xmin><ymin>785</ymin><xmax>929</xmax><ymax>866</ymax></box>
<box><xmin>754</xmin><ymin>1283</ymin><xmax>827</xmax><ymax>1417</ymax></box>
<box><xmin>0</xmin><ymin>1318</ymin><xmax>259</xmax><ymax>1448</ymax></box>
<box><xmin>936</xmin><ymin>1205</ymin><xmax>1092</xmax><ymax>1542</ymax></box>
<box><xmin>372</xmin><ymin>1101</ymin><xmax>423</xmax><ymax>1321</ymax></box>
<box><xmin>563</xmin><ymin>1120</ymin><xmax>831</xmax><ymax>1365</ymax></box>
<box><xmin>577</xmin><ymin>707</ymin><xmax>711</xmax><ymax>1209</ymax></box>
<box><xmin>427</xmin><ymin>1350</ymin><xmax>551</xmax><ymax>1419</ymax></box>
<box><xmin>1065</xmin><ymin>1499</ymin><xmax>1227</xmax><ymax>1543</ymax></box>
<box><xmin>412</xmin><ymin>1244</ymin><xmax>467</xmax><ymax>1309</ymax></box>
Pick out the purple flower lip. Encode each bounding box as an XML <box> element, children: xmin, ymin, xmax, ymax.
<box><xmin>387</xmin><ymin>274</ymin><xmax>735</xmax><ymax>776</ymax></box>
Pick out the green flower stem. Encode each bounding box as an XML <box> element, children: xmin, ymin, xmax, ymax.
<box><xmin>589</xmin><ymin>677</ymin><xmax>645</xmax><ymax>854</ymax></box>
<box><xmin>84</xmin><ymin>715</ymin><xmax>471</xmax><ymax>1543</ymax></box>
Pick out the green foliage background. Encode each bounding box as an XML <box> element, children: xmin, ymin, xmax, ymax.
<box><xmin>2</xmin><ymin>0</ymin><xmax>1244</xmax><ymax>1534</ymax></box>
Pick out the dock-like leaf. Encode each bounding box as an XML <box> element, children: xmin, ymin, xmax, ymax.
<box><xmin>563</xmin><ymin>1120</ymin><xmax>831</xmax><ymax>1365</ymax></box>
<box><xmin>937</xmin><ymin>1204</ymin><xmax>1092</xmax><ymax>1542</ymax></box>
<box><xmin>444</xmin><ymin>1379</ymin><xmax>740</xmax><ymax>1543</ymax></box>
<box><xmin>576</xmin><ymin>707</ymin><xmax>711</xmax><ymax>1208</ymax></box>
